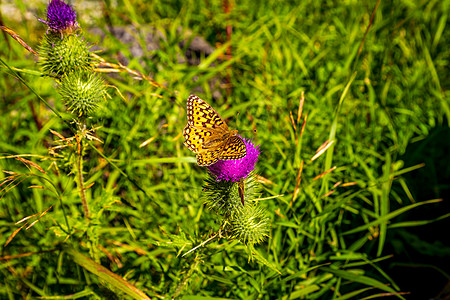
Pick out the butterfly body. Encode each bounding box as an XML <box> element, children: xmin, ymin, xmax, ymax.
<box><xmin>183</xmin><ymin>95</ymin><xmax>247</xmax><ymax>166</ymax></box>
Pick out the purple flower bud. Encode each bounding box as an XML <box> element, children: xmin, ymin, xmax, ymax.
<box><xmin>208</xmin><ymin>137</ymin><xmax>260</xmax><ymax>182</ymax></box>
<box><xmin>39</xmin><ymin>0</ymin><xmax>78</xmax><ymax>33</ymax></box>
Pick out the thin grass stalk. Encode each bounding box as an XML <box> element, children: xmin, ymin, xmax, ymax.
<box><xmin>320</xmin><ymin>72</ymin><xmax>357</xmax><ymax>196</ymax></box>
<box><xmin>223</xmin><ymin>0</ymin><xmax>232</xmax><ymax>97</ymax></box>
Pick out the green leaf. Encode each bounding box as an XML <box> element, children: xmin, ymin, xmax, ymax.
<box><xmin>65</xmin><ymin>247</ymin><xmax>151</xmax><ymax>300</ymax></box>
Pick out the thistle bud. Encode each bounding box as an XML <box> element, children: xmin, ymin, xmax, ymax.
<box><xmin>229</xmin><ymin>204</ymin><xmax>270</xmax><ymax>245</ymax></box>
<box><xmin>39</xmin><ymin>33</ymin><xmax>93</xmax><ymax>77</ymax></box>
<box><xmin>58</xmin><ymin>73</ymin><xmax>106</xmax><ymax>118</ymax></box>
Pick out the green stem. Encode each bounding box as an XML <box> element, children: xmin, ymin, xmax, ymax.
<box><xmin>173</xmin><ymin>254</ymin><xmax>200</xmax><ymax>298</ymax></box>
<box><xmin>76</xmin><ymin>131</ymin><xmax>90</xmax><ymax>222</ymax></box>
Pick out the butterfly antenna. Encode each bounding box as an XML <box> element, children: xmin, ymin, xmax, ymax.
<box><xmin>235</xmin><ymin>111</ymin><xmax>240</xmax><ymax>129</ymax></box>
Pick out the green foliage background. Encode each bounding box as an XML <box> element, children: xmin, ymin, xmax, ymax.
<box><xmin>1</xmin><ymin>0</ymin><xmax>449</xmax><ymax>299</ymax></box>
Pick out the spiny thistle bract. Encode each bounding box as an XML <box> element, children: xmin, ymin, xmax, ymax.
<box><xmin>58</xmin><ymin>73</ymin><xmax>106</xmax><ymax>117</ymax></box>
<box><xmin>203</xmin><ymin>172</ymin><xmax>259</xmax><ymax>216</ymax></box>
<box><xmin>39</xmin><ymin>32</ymin><xmax>93</xmax><ymax>77</ymax></box>
<box><xmin>229</xmin><ymin>204</ymin><xmax>270</xmax><ymax>245</ymax></box>
<box><xmin>203</xmin><ymin>173</ymin><xmax>270</xmax><ymax>244</ymax></box>
<box><xmin>203</xmin><ymin>175</ymin><xmax>242</xmax><ymax>216</ymax></box>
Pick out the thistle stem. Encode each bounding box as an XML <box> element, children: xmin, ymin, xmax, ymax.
<box><xmin>76</xmin><ymin>130</ymin><xmax>90</xmax><ymax>222</ymax></box>
<box><xmin>182</xmin><ymin>230</ymin><xmax>220</xmax><ymax>257</ymax></box>
<box><xmin>173</xmin><ymin>254</ymin><xmax>200</xmax><ymax>298</ymax></box>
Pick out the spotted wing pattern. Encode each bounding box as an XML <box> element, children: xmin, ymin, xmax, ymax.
<box><xmin>186</xmin><ymin>95</ymin><xmax>227</xmax><ymax>130</ymax></box>
<box><xmin>219</xmin><ymin>135</ymin><xmax>247</xmax><ymax>160</ymax></box>
<box><xmin>183</xmin><ymin>126</ymin><xmax>212</xmax><ymax>152</ymax></box>
<box><xmin>196</xmin><ymin>145</ymin><xmax>224</xmax><ymax>166</ymax></box>
<box><xmin>183</xmin><ymin>95</ymin><xmax>247</xmax><ymax>166</ymax></box>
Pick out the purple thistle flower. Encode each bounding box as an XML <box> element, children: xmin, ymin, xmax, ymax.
<box><xmin>39</xmin><ymin>0</ymin><xmax>78</xmax><ymax>33</ymax></box>
<box><xmin>208</xmin><ymin>137</ymin><xmax>260</xmax><ymax>182</ymax></box>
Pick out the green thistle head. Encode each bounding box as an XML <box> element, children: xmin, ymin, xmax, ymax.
<box><xmin>202</xmin><ymin>176</ymin><xmax>241</xmax><ymax>216</ymax></box>
<box><xmin>203</xmin><ymin>172</ymin><xmax>269</xmax><ymax>245</ymax></box>
<box><xmin>229</xmin><ymin>204</ymin><xmax>270</xmax><ymax>245</ymax></box>
<box><xmin>203</xmin><ymin>173</ymin><xmax>258</xmax><ymax>216</ymax></box>
<box><xmin>39</xmin><ymin>32</ymin><xmax>93</xmax><ymax>77</ymax></box>
<box><xmin>58</xmin><ymin>73</ymin><xmax>106</xmax><ymax>118</ymax></box>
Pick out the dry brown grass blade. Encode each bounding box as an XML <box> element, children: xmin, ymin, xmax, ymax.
<box><xmin>4</xmin><ymin>224</ymin><xmax>27</xmax><ymax>247</ymax></box>
<box><xmin>171</xmin><ymin>131</ymin><xmax>182</xmax><ymax>142</ymax></box>
<box><xmin>311</xmin><ymin>140</ymin><xmax>334</xmax><ymax>161</ymax></box>
<box><xmin>16</xmin><ymin>213</ymin><xmax>38</xmax><ymax>225</ymax></box>
<box><xmin>15</xmin><ymin>156</ymin><xmax>45</xmax><ymax>173</ymax></box>
<box><xmin>49</xmin><ymin>144</ymin><xmax>73</xmax><ymax>152</ymax></box>
<box><xmin>26</xmin><ymin>205</ymin><xmax>53</xmax><ymax>230</ymax></box>
<box><xmin>92</xmin><ymin>53</ymin><xmax>172</xmax><ymax>94</ymax></box>
<box><xmin>256</xmin><ymin>175</ymin><xmax>274</xmax><ymax>185</ymax></box>
<box><xmin>2</xmin><ymin>170</ymin><xmax>19</xmax><ymax>175</ymax></box>
<box><xmin>109</xmin><ymin>240</ymin><xmax>148</xmax><ymax>256</ymax></box>
<box><xmin>83</xmin><ymin>182</ymin><xmax>95</xmax><ymax>191</ymax></box>
<box><xmin>332</xmin><ymin>181</ymin><xmax>342</xmax><ymax>189</ymax></box>
<box><xmin>322</xmin><ymin>190</ymin><xmax>335</xmax><ymax>198</ymax></box>
<box><xmin>297</xmin><ymin>91</ymin><xmax>305</xmax><ymax>124</ymax></box>
<box><xmin>317</xmin><ymin>139</ymin><xmax>331</xmax><ymax>153</ymax></box>
<box><xmin>274</xmin><ymin>208</ymin><xmax>286</xmax><ymax>219</ymax></box>
<box><xmin>356</xmin><ymin>0</ymin><xmax>381</xmax><ymax>58</ymax></box>
<box><xmin>0</xmin><ymin>175</ymin><xmax>15</xmax><ymax>188</ymax></box>
<box><xmin>289</xmin><ymin>110</ymin><xmax>296</xmax><ymax>131</ymax></box>
<box><xmin>98</xmin><ymin>244</ymin><xmax>123</xmax><ymax>268</ymax></box>
<box><xmin>1</xmin><ymin>175</ymin><xmax>30</xmax><ymax>200</ymax></box>
<box><xmin>28</xmin><ymin>185</ymin><xmax>45</xmax><ymax>189</ymax></box>
<box><xmin>0</xmin><ymin>249</ymin><xmax>57</xmax><ymax>260</ymax></box>
<box><xmin>140</xmin><ymin>135</ymin><xmax>159</xmax><ymax>148</ymax></box>
<box><xmin>85</xmin><ymin>133</ymin><xmax>103</xmax><ymax>143</ymax></box>
<box><xmin>300</xmin><ymin>113</ymin><xmax>308</xmax><ymax>138</ymax></box>
<box><xmin>16</xmin><ymin>214</ymin><xmax>37</xmax><ymax>225</ymax></box>
<box><xmin>291</xmin><ymin>160</ymin><xmax>304</xmax><ymax>206</ymax></box>
<box><xmin>0</xmin><ymin>25</ymin><xmax>38</xmax><ymax>56</ymax></box>
<box><xmin>108</xmin><ymin>84</ymin><xmax>127</xmax><ymax>103</ymax></box>
<box><xmin>313</xmin><ymin>166</ymin><xmax>337</xmax><ymax>181</ymax></box>
<box><xmin>49</xmin><ymin>129</ymin><xmax>67</xmax><ymax>142</ymax></box>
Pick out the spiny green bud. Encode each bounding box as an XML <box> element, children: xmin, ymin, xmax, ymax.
<box><xmin>39</xmin><ymin>32</ymin><xmax>93</xmax><ymax>77</ymax></box>
<box><xmin>58</xmin><ymin>72</ymin><xmax>106</xmax><ymax>117</ymax></box>
<box><xmin>229</xmin><ymin>204</ymin><xmax>270</xmax><ymax>245</ymax></box>
<box><xmin>203</xmin><ymin>176</ymin><xmax>241</xmax><ymax>217</ymax></box>
<box><xmin>203</xmin><ymin>172</ymin><xmax>259</xmax><ymax>216</ymax></box>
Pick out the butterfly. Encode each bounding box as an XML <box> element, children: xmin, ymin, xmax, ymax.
<box><xmin>183</xmin><ymin>95</ymin><xmax>247</xmax><ymax>166</ymax></box>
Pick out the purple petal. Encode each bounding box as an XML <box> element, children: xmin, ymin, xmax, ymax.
<box><xmin>208</xmin><ymin>137</ymin><xmax>260</xmax><ymax>182</ymax></box>
<box><xmin>40</xmin><ymin>0</ymin><xmax>78</xmax><ymax>32</ymax></box>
